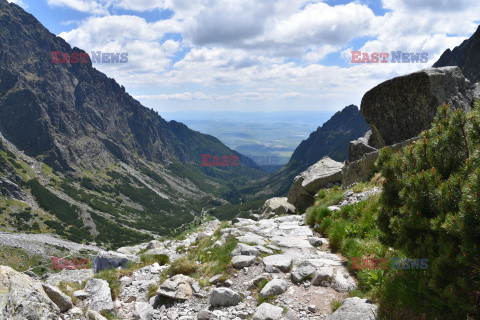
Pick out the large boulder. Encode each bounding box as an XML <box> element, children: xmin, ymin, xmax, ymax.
<box><xmin>263</xmin><ymin>254</ymin><xmax>293</xmax><ymax>273</ymax></box>
<box><xmin>361</xmin><ymin>66</ymin><xmax>473</xmax><ymax>149</ymax></box>
<box><xmin>260</xmin><ymin>197</ymin><xmax>295</xmax><ymax>219</ymax></box>
<box><xmin>84</xmin><ymin>278</ymin><xmax>114</xmax><ymax>313</ymax></box>
<box><xmin>209</xmin><ymin>288</ymin><xmax>241</xmax><ymax>307</ymax></box>
<box><xmin>327</xmin><ymin>297</ymin><xmax>378</xmax><ymax>320</ymax></box>
<box><xmin>0</xmin><ymin>266</ymin><xmax>60</xmax><ymax>319</ymax></box>
<box><xmin>287</xmin><ymin>157</ymin><xmax>344</xmax><ymax>212</ymax></box>
<box><xmin>156</xmin><ymin>274</ymin><xmax>194</xmax><ymax>300</ymax></box>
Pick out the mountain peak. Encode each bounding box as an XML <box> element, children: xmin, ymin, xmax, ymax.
<box><xmin>433</xmin><ymin>25</ymin><xmax>480</xmax><ymax>84</ymax></box>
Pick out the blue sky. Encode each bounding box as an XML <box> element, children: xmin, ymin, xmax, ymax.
<box><xmin>8</xmin><ymin>0</ymin><xmax>480</xmax><ymax>113</ymax></box>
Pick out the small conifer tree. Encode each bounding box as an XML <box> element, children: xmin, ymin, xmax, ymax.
<box><xmin>377</xmin><ymin>101</ymin><xmax>480</xmax><ymax>318</ymax></box>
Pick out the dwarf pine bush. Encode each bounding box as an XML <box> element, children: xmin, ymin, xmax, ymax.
<box><xmin>377</xmin><ymin>102</ymin><xmax>480</xmax><ymax>318</ymax></box>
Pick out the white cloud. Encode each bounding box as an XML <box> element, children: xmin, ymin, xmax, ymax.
<box><xmin>116</xmin><ymin>0</ymin><xmax>167</xmax><ymax>11</ymax></box>
<box><xmin>47</xmin><ymin>0</ymin><xmax>109</xmax><ymax>14</ymax></box>
<box><xmin>6</xmin><ymin>0</ymin><xmax>27</xmax><ymax>8</ymax></box>
<box><xmin>48</xmin><ymin>0</ymin><xmax>480</xmax><ymax>112</ymax></box>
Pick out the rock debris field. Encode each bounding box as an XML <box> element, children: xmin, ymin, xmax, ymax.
<box><xmin>0</xmin><ymin>214</ymin><xmax>378</xmax><ymax>320</ymax></box>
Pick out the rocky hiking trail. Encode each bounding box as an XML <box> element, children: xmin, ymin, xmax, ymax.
<box><xmin>0</xmin><ymin>189</ymin><xmax>380</xmax><ymax>320</ymax></box>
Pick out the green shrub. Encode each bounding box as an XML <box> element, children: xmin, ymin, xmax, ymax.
<box><xmin>377</xmin><ymin>102</ymin><xmax>480</xmax><ymax>319</ymax></box>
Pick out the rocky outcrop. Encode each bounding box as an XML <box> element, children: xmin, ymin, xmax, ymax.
<box><xmin>433</xmin><ymin>25</ymin><xmax>480</xmax><ymax>84</ymax></box>
<box><xmin>327</xmin><ymin>297</ymin><xmax>378</xmax><ymax>320</ymax></box>
<box><xmin>347</xmin><ymin>130</ymin><xmax>377</xmax><ymax>163</ymax></box>
<box><xmin>0</xmin><ymin>266</ymin><xmax>60</xmax><ymax>319</ymax></box>
<box><xmin>260</xmin><ymin>197</ymin><xmax>295</xmax><ymax>219</ymax></box>
<box><xmin>287</xmin><ymin>157</ymin><xmax>343</xmax><ymax>211</ymax></box>
<box><xmin>342</xmin><ymin>137</ymin><xmax>417</xmax><ymax>186</ymax></box>
<box><xmin>361</xmin><ymin>66</ymin><xmax>473</xmax><ymax>149</ymax></box>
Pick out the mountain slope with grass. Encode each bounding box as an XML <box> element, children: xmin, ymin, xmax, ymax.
<box><xmin>0</xmin><ymin>0</ymin><xmax>266</xmax><ymax>248</ymax></box>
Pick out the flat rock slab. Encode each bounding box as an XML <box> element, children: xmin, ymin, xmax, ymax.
<box><xmin>236</xmin><ymin>233</ymin><xmax>267</xmax><ymax>246</ymax></box>
<box><xmin>263</xmin><ymin>254</ymin><xmax>294</xmax><ymax>272</ymax></box>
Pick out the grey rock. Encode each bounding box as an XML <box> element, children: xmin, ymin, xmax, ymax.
<box><xmin>45</xmin><ymin>268</ymin><xmax>94</xmax><ymax>287</ymax></box>
<box><xmin>331</xmin><ymin>271</ymin><xmax>357</xmax><ymax>292</ymax></box>
<box><xmin>361</xmin><ymin>66</ymin><xmax>472</xmax><ymax>149</ymax></box>
<box><xmin>260</xmin><ymin>197</ymin><xmax>296</xmax><ymax>219</ymax></box>
<box><xmin>119</xmin><ymin>276</ymin><xmax>132</xmax><ymax>286</ymax></box>
<box><xmin>236</xmin><ymin>233</ymin><xmax>267</xmax><ymax>246</ymax></box>
<box><xmin>209</xmin><ymin>274</ymin><xmax>223</xmax><ymax>285</ymax></box>
<box><xmin>308</xmin><ymin>305</ymin><xmax>317</xmax><ymax>313</ymax></box>
<box><xmin>347</xmin><ymin>130</ymin><xmax>377</xmax><ymax>163</ymax></box>
<box><xmin>342</xmin><ymin>137</ymin><xmax>415</xmax><ymax>186</ymax></box>
<box><xmin>0</xmin><ymin>266</ymin><xmax>60</xmax><ymax>319</ymax></box>
<box><xmin>86</xmin><ymin>310</ymin><xmax>108</xmax><ymax>320</ymax></box>
<box><xmin>259</xmin><ymin>279</ymin><xmax>288</xmax><ymax>298</ymax></box>
<box><xmin>308</xmin><ymin>237</ymin><xmax>323</xmax><ymax>247</ymax></box>
<box><xmin>156</xmin><ymin>275</ymin><xmax>193</xmax><ymax>300</ymax></box>
<box><xmin>327</xmin><ymin>297</ymin><xmax>378</xmax><ymax>320</ymax></box>
<box><xmin>134</xmin><ymin>301</ymin><xmax>153</xmax><ymax>320</ymax></box>
<box><xmin>291</xmin><ymin>261</ymin><xmax>316</xmax><ymax>283</ymax></box>
<box><xmin>197</xmin><ymin>309</ymin><xmax>217</xmax><ymax>319</ymax></box>
<box><xmin>287</xmin><ymin>157</ymin><xmax>344</xmax><ymax>212</ymax></box>
<box><xmin>73</xmin><ymin>290</ymin><xmax>89</xmax><ymax>299</ymax></box>
<box><xmin>191</xmin><ymin>281</ymin><xmax>201</xmax><ymax>293</ymax></box>
<box><xmin>232</xmin><ymin>255</ymin><xmax>256</xmax><ymax>268</ymax></box>
<box><xmin>41</xmin><ymin>283</ymin><xmax>73</xmax><ymax>312</ymax></box>
<box><xmin>252</xmin><ymin>303</ymin><xmax>284</xmax><ymax>320</ymax></box>
<box><xmin>209</xmin><ymin>288</ymin><xmax>241</xmax><ymax>307</ymax></box>
<box><xmin>231</xmin><ymin>243</ymin><xmax>260</xmax><ymax>256</ymax></box>
<box><xmin>263</xmin><ymin>254</ymin><xmax>293</xmax><ymax>272</ymax></box>
<box><xmin>85</xmin><ymin>278</ymin><xmax>114</xmax><ymax>313</ymax></box>
<box><xmin>284</xmin><ymin>309</ymin><xmax>298</xmax><ymax>320</ymax></box>
<box><xmin>311</xmin><ymin>267</ymin><xmax>334</xmax><ymax>286</ymax></box>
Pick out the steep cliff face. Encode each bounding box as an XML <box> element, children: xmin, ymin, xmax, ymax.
<box><xmin>289</xmin><ymin>105</ymin><xmax>370</xmax><ymax>166</ymax></box>
<box><xmin>433</xmin><ymin>25</ymin><xmax>480</xmax><ymax>84</ymax></box>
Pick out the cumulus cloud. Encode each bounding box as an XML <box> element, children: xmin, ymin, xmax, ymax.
<box><xmin>49</xmin><ymin>0</ymin><xmax>480</xmax><ymax>112</ymax></box>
